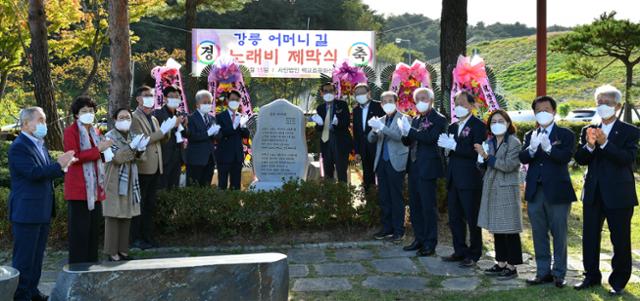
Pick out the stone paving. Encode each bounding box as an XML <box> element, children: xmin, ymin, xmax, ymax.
<box><xmin>2</xmin><ymin>240</ymin><xmax>640</xmax><ymax>295</ymax></box>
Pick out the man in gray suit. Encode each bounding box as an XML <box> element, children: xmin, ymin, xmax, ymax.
<box><xmin>368</xmin><ymin>91</ymin><xmax>410</xmax><ymax>243</ymax></box>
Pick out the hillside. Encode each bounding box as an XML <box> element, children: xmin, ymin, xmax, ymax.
<box><xmin>470</xmin><ymin>32</ymin><xmax>638</xmax><ymax>109</ymax></box>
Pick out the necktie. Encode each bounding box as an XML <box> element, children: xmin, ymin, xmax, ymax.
<box><xmin>382</xmin><ymin>116</ymin><xmax>393</xmax><ymax>161</ymax></box>
<box><xmin>321</xmin><ymin>105</ymin><xmax>332</xmax><ymax>143</ymax></box>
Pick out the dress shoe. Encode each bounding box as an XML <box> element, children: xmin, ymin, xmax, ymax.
<box><xmin>31</xmin><ymin>292</ymin><xmax>49</xmax><ymax>301</ymax></box>
<box><xmin>497</xmin><ymin>267</ymin><xmax>518</xmax><ymax>281</ymax></box>
<box><xmin>459</xmin><ymin>258</ymin><xmax>476</xmax><ymax>268</ymax></box>
<box><xmin>416</xmin><ymin>247</ymin><xmax>435</xmax><ymax>257</ymax></box>
<box><xmin>554</xmin><ymin>277</ymin><xmax>567</xmax><ymax>288</ymax></box>
<box><xmin>387</xmin><ymin>234</ymin><xmax>404</xmax><ymax>243</ymax></box>
<box><xmin>573</xmin><ymin>278</ymin><xmax>601</xmax><ymax>290</ymax></box>
<box><xmin>609</xmin><ymin>288</ymin><xmax>624</xmax><ymax>296</ymax></box>
<box><xmin>526</xmin><ymin>274</ymin><xmax>554</xmax><ymax>285</ymax></box>
<box><xmin>118</xmin><ymin>252</ymin><xmax>133</xmax><ymax>261</ymax></box>
<box><xmin>373</xmin><ymin>230</ymin><xmax>393</xmax><ymax>240</ymax></box>
<box><xmin>403</xmin><ymin>241</ymin><xmax>422</xmax><ymax>251</ymax></box>
<box><xmin>441</xmin><ymin>254</ymin><xmax>465</xmax><ymax>262</ymax></box>
<box><xmin>483</xmin><ymin>264</ymin><xmax>506</xmax><ymax>276</ymax></box>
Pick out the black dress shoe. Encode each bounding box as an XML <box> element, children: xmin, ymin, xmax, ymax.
<box><xmin>554</xmin><ymin>277</ymin><xmax>567</xmax><ymax>288</ymax></box>
<box><xmin>31</xmin><ymin>292</ymin><xmax>49</xmax><ymax>301</ymax></box>
<box><xmin>373</xmin><ymin>231</ymin><xmax>393</xmax><ymax>240</ymax></box>
<box><xmin>573</xmin><ymin>278</ymin><xmax>601</xmax><ymax>290</ymax></box>
<box><xmin>609</xmin><ymin>288</ymin><xmax>624</xmax><ymax>296</ymax></box>
<box><xmin>387</xmin><ymin>234</ymin><xmax>404</xmax><ymax>243</ymax></box>
<box><xmin>118</xmin><ymin>253</ymin><xmax>133</xmax><ymax>261</ymax></box>
<box><xmin>526</xmin><ymin>274</ymin><xmax>554</xmax><ymax>285</ymax></box>
<box><xmin>484</xmin><ymin>264</ymin><xmax>506</xmax><ymax>276</ymax></box>
<box><xmin>403</xmin><ymin>241</ymin><xmax>423</xmax><ymax>251</ymax></box>
<box><xmin>459</xmin><ymin>258</ymin><xmax>476</xmax><ymax>268</ymax></box>
<box><xmin>416</xmin><ymin>247</ymin><xmax>435</xmax><ymax>257</ymax></box>
<box><xmin>441</xmin><ymin>254</ymin><xmax>465</xmax><ymax>262</ymax></box>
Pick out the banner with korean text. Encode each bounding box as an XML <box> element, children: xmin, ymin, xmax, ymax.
<box><xmin>192</xmin><ymin>29</ymin><xmax>376</xmax><ymax>78</ymax></box>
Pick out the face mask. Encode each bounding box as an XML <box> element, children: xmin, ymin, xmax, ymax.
<box><xmin>535</xmin><ymin>111</ymin><xmax>554</xmax><ymax>126</ymax></box>
<box><xmin>416</xmin><ymin>101</ymin><xmax>430</xmax><ymax>113</ymax></box>
<box><xmin>198</xmin><ymin>104</ymin><xmax>212</xmax><ymax>114</ymax></box>
<box><xmin>33</xmin><ymin>123</ymin><xmax>47</xmax><ymax>139</ymax></box>
<box><xmin>323</xmin><ymin>93</ymin><xmax>335</xmax><ymax>102</ymax></box>
<box><xmin>228</xmin><ymin>101</ymin><xmax>240</xmax><ymax>111</ymax></box>
<box><xmin>355</xmin><ymin>95</ymin><xmax>368</xmax><ymax>105</ymax></box>
<box><xmin>382</xmin><ymin>103</ymin><xmax>396</xmax><ymax>114</ymax></box>
<box><xmin>491</xmin><ymin>123</ymin><xmax>507</xmax><ymax>135</ymax></box>
<box><xmin>597</xmin><ymin>104</ymin><xmax>616</xmax><ymax>119</ymax></box>
<box><xmin>78</xmin><ymin>113</ymin><xmax>95</xmax><ymax>125</ymax></box>
<box><xmin>115</xmin><ymin>120</ymin><xmax>131</xmax><ymax>132</ymax></box>
<box><xmin>454</xmin><ymin>106</ymin><xmax>469</xmax><ymax>119</ymax></box>
<box><xmin>142</xmin><ymin>97</ymin><xmax>155</xmax><ymax>108</ymax></box>
<box><xmin>167</xmin><ymin>98</ymin><xmax>181</xmax><ymax>109</ymax></box>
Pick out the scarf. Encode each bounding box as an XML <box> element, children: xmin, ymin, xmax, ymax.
<box><xmin>77</xmin><ymin>121</ymin><xmax>105</xmax><ymax>211</ymax></box>
<box><xmin>107</xmin><ymin>130</ymin><xmax>141</xmax><ymax>205</ymax></box>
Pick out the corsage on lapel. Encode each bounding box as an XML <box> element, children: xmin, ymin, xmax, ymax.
<box><xmin>461</xmin><ymin>126</ymin><xmax>471</xmax><ymax>138</ymax></box>
<box><xmin>419</xmin><ymin>118</ymin><xmax>433</xmax><ymax>131</ymax></box>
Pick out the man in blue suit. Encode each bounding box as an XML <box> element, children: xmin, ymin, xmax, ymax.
<box><xmin>438</xmin><ymin>91</ymin><xmax>487</xmax><ymax>268</ymax></box>
<box><xmin>401</xmin><ymin>87</ymin><xmax>447</xmax><ymax>256</ymax></box>
<box><xmin>519</xmin><ymin>96</ymin><xmax>576</xmax><ymax>288</ymax></box>
<box><xmin>573</xmin><ymin>85</ymin><xmax>640</xmax><ymax>296</ymax></box>
<box><xmin>9</xmin><ymin>107</ymin><xmax>76</xmax><ymax>301</ymax></box>
<box><xmin>215</xmin><ymin>90</ymin><xmax>250</xmax><ymax>190</ymax></box>
<box><xmin>185</xmin><ymin>90</ymin><xmax>219</xmax><ymax>186</ymax></box>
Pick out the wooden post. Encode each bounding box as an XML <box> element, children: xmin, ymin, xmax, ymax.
<box><xmin>536</xmin><ymin>0</ymin><xmax>547</xmax><ymax>97</ymax></box>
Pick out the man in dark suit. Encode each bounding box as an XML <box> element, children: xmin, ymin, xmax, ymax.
<box><xmin>401</xmin><ymin>87</ymin><xmax>447</xmax><ymax>256</ymax></box>
<box><xmin>153</xmin><ymin>85</ymin><xmax>187</xmax><ymax>190</ymax></box>
<box><xmin>519</xmin><ymin>95</ymin><xmax>576</xmax><ymax>288</ymax></box>
<box><xmin>573</xmin><ymin>85</ymin><xmax>639</xmax><ymax>296</ymax></box>
<box><xmin>352</xmin><ymin>83</ymin><xmax>384</xmax><ymax>191</ymax></box>
<box><xmin>185</xmin><ymin>90</ymin><xmax>219</xmax><ymax>186</ymax></box>
<box><xmin>438</xmin><ymin>91</ymin><xmax>487</xmax><ymax>268</ymax></box>
<box><xmin>9</xmin><ymin>107</ymin><xmax>76</xmax><ymax>301</ymax></box>
<box><xmin>215</xmin><ymin>90</ymin><xmax>250</xmax><ymax>190</ymax></box>
<box><xmin>311</xmin><ymin>82</ymin><xmax>353</xmax><ymax>182</ymax></box>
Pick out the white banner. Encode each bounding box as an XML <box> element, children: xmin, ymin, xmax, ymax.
<box><xmin>191</xmin><ymin>29</ymin><xmax>376</xmax><ymax>78</ymax></box>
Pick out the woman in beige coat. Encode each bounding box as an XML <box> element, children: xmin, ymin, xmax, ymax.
<box><xmin>103</xmin><ymin>108</ymin><xmax>146</xmax><ymax>261</ymax></box>
<box><xmin>474</xmin><ymin>109</ymin><xmax>523</xmax><ymax>280</ymax></box>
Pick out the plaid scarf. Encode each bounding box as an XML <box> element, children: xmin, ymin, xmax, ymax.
<box><xmin>106</xmin><ymin>129</ymin><xmax>141</xmax><ymax>205</ymax></box>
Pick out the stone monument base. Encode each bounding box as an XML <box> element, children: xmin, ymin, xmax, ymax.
<box><xmin>51</xmin><ymin>253</ymin><xmax>288</xmax><ymax>301</ymax></box>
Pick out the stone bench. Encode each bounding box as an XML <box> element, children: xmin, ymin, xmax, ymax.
<box><xmin>0</xmin><ymin>266</ymin><xmax>19</xmax><ymax>299</ymax></box>
<box><xmin>50</xmin><ymin>253</ymin><xmax>288</xmax><ymax>301</ymax></box>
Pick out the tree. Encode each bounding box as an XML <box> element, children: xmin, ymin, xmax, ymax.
<box><xmin>551</xmin><ymin>12</ymin><xmax>640</xmax><ymax>122</ymax></box>
<box><xmin>108</xmin><ymin>0</ymin><xmax>133</xmax><ymax>121</ymax></box>
<box><xmin>439</xmin><ymin>0</ymin><xmax>467</xmax><ymax>116</ymax></box>
<box><xmin>377</xmin><ymin>42</ymin><xmax>406</xmax><ymax>65</ymax></box>
<box><xmin>27</xmin><ymin>0</ymin><xmax>64</xmax><ymax>149</ymax></box>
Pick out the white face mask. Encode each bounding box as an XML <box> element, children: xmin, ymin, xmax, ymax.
<box><xmin>142</xmin><ymin>97</ymin><xmax>155</xmax><ymax>108</ymax></box>
<box><xmin>535</xmin><ymin>111</ymin><xmax>554</xmax><ymax>126</ymax></box>
<box><xmin>597</xmin><ymin>104</ymin><xmax>616</xmax><ymax>120</ymax></box>
<box><xmin>228</xmin><ymin>100</ymin><xmax>240</xmax><ymax>111</ymax></box>
<box><xmin>355</xmin><ymin>95</ymin><xmax>368</xmax><ymax>105</ymax></box>
<box><xmin>454</xmin><ymin>106</ymin><xmax>469</xmax><ymax>119</ymax></box>
<box><xmin>78</xmin><ymin>113</ymin><xmax>95</xmax><ymax>125</ymax></box>
<box><xmin>167</xmin><ymin>98</ymin><xmax>181</xmax><ymax>109</ymax></box>
<box><xmin>491</xmin><ymin>123</ymin><xmax>507</xmax><ymax>136</ymax></box>
<box><xmin>115</xmin><ymin>120</ymin><xmax>131</xmax><ymax>132</ymax></box>
<box><xmin>323</xmin><ymin>93</ymin><xmax>335</xmax><ymax>102</ymax></box>
<box><xmin>416</xmin><ymin>101</ymin><xmax>430</xmax><ymax>113</ymax></box>
<box><xmin>382</xmin><ymin>103</ymin><xmax>396</xmax><ymax>114</ymax></box>
<box><xmin>198</xmin><ymin>104</ymin><xmax>212</xmax><ymax>114</ymax></box>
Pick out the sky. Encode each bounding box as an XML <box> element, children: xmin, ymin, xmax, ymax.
<box><xmin>362</xmin><ymin>0</ymin><xmax>640</xmax><ymax>27</ymax></box>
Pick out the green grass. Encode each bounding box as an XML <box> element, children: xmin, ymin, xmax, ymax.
<box><xmin>291</xmin><ymin>284</ymin><xmax>640</xmax><ymax>300</ymax></box>
<box><xmin>470</xmin><ymin>33</ymin><xmax>640</xmax><ymax>110</ymax></box>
